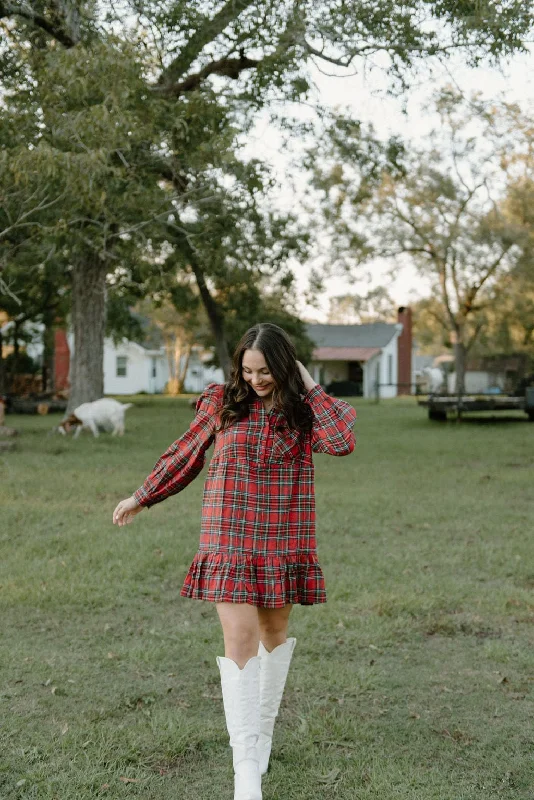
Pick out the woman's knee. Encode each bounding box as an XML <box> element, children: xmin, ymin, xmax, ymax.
<box><xmin>216</xmin><ymin>603</ymin><xmax>259</xmax><ymax>650</ymax></box>
<box><xmin>215</xmin><ymin>603</ymin><xmax>294</xmax><ymax>661</ymax></box>
<box><xmin>258</xmin><ymin>605</ymin><xmax>292</xmax><ymax>641</ymax></box>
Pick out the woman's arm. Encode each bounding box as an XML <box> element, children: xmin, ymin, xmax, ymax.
<box><xmin>132</xmin><ymin>383</ymin><xmax>222</xmax><ymax>509</ymax></box>
<box><xmin>297</xmin><ymin>362</ymin><xmax>356</xmax><ymax>456</ymax></box>
<box><xmin>296</xmin><ymin>360</ymin><xmax>317</xmax><ymax>392</ymax></box>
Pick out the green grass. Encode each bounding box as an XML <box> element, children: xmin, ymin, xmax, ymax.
<box><xmin>1</xmin><ymin>396</ymin><xmax>533</xmax><ymax>799</ymax></box>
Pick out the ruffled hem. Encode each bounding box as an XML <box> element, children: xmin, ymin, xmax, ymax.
<box><xmin>180</xmin><ymin>550</ymin><xmax>327</xmax><ymax>608</ymax></box>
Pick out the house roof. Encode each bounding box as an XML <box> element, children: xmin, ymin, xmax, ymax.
<box><xmin>312</xmin><ymin>346</ymin><xmax>381</xmax><ymax>362</ymax></box>
<box><xmin>307</xmin><ymin>322</ymin><xmax>400</xmax><ymax>350</ymax></box>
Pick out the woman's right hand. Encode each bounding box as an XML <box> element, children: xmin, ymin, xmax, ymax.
<box><xmin>113</xmin><ymin>496</ymin><xmax>144</xmax><ymax>526</ymax></box>
<box><xmin>295</xmin><ymin>360</ymin><xmax>317</xmax><ymax>392</ymax></box>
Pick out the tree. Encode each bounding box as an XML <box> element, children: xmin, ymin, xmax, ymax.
<box><xmin>312</xmin><ymin>89</ymin><xmax>533</xmax><ymax>394</ymax></box>
<box><xmin>135</xmin><ymin>285</ymin><xmax>209</xmax><ymax>395</ymax></box>
<box><xmin>469</xmin><ymin>271</ymin><xmax>534</xmax><ymax>355</ymax></box>
<box><xmin>1</xmin><ymin>40</ymin><xmax>176</xmax><ymax>407</ymax></box>
<box><xmin>164</xmin><ymin>157</ymin><xmax>312</xmax><ymax>376</ymax></box>
<box><xmin>0</xmin><ymin>257</ymin><xmax>70</xmax><ymax>393</ymax></box>
<box><xmin>207</xmin><ymin>269</ymin><xmax>315</xmax><ymax>365</ymax></box>
<box><xmin>410</xmin><ymin>295</ymin><xmax>452</xmax><ymax>355</ymax></box>
<box><xmin>327</xmin><ymin>287</ymin><xmax>396</xmax><ymax>324</ymax></box>
<box><xmin>1</xmin><ymin>1</ymin><xmax>532</xmax><ymax>405</ymax></box>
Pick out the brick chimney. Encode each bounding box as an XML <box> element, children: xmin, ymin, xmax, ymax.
<box><xmin>397</xmin><ymin>307</ymin><xmax>412</xmax><ymax>395</ymax></box>
<box><xmin>54</xmin><ymin>329</ymin><xmax>70</xmax><ymax>392</ymax></box>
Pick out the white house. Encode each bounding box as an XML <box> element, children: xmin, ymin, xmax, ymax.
<box><xmin>103</xmin><ymin>339</ymin><xmax>225</xmax><ymax>395</ymax></box>
<box><xmin>11</xmin><ymin>306</ymin><xmax>415</xmax><ymax>398</ymax></box>
<box><xmin>307</xmin><ymin>308</ymin><xmax>414</xmax><ymax>398</ymax></box>
<box><xmin>103</xmin><ymin>307</ymin><xmax>416</xmax><ymax>399</ymax></box>
<box><xmin>65</xmin><ymin>333</ymin><xmax>224</xmax><ymax>395</ymax></box>
<box><xmin>103</xmin><ymin>338</ymin><xmax>168</xmax><ymax>395</ymax></box>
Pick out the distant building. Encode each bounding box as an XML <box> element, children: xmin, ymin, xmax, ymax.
<box><xmin>413</xmin><ymin>352</ymin><xmax>532</xmax><ymax>395</ymax></box>
<box><xmin>307</xmin><ymin>307</ymin><xmax>414</xmax><ymax>397</ymax></box>
<box><xmin>15</xmin><ymin>307</ymin><xmax>417</xmax><ymax>398</ymax></box>
<box><xmin>447</xmin><ymin>353</ymin><xmax>532</xmax><ymax>395</ymax></box>
<box><xmin>58</xmin><ymin>325</ymin><xmax>224</xmax><ymax>396</ymax></box>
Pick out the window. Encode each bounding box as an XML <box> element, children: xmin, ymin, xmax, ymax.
<box><xmin>116</xmin><ymin>356</ymin><xmax>128</xmax><ymax>377</ymax></box>
<box><xmin>151</xmin><ymin>357</ymin><xmax>157</xmax><ymax>378</ymax></box>
<box><xmin>388</xmin><ymin>354</ymin><xmax>393</xmax><ymax>384</ymax></box>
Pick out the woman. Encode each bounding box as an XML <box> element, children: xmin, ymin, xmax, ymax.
<box><xmin>113</xmin><ymin>322</ymin><xmax>356</xmax><ymax>800</ymax></box>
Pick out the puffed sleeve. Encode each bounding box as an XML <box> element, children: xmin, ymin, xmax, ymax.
<box><xmin>133</xmin><ymin>383</ymin><xmax>224</xmax><ymax>508</ymax></box>
<box><xmin>304</xmin><ymin>384</ymin><xmax>356</xmax><ymax>456</ymax></box>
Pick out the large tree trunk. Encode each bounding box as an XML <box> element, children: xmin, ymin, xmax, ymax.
<box><xmin>42</xmin><ymin>310</ymin><xmax>55</xmax><ymax>394</ymax></box>
<box><xmin>13</xmin><ymin>320</ymin><xmax>20</xmax><ymax>372</ymax></box>
<box><xmin>0</xmin><ymin>328</ymin><xmax>4</xmax><ymax>395</ymax></box>
<box><xmin>177</xmin><ymin>344</ymin><xmax>192</xmax><ymax>393</ymax></box>
<box><xmin>189</xmin><ymin>260</ymin><xmax>232</xmax><ymax>379</ymax></box>
<box><xmin>165</xmin><ymin>338</ymin><xmax>191</xmax><ymax>395</ymax></box>
<box><xmin>67</xmin><ymin>260</ymin><xmax>107</xmax><ymax>412</ymax></box>
<box><xmin>454</xmin><ymin>338</ymin><xmax>467</xmax><ymax>397</ymax></box>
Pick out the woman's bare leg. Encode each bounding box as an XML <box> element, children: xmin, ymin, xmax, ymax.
<box><xmin>257</xmin><ymin>604</ymin><xmax>293</xmax><ymax>652</ymax></box>
<box><xmin>215</xmin><ymin>602</ymin><xmax>260</xmax><ymax>668</ymax></box>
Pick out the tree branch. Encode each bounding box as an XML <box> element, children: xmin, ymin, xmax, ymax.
<box><xmin>463</xmin><ymin>245</ymin><xmax>512</xmax><ymax>313</ymax></box>
<box><xmin>158</xmin><ymin>0</ymin><xmax>257</xmax><ymax>87</ymax></box>
<box><xmin>392</xmin><ymin>201</ymin><xmax>436</xmax><ymax>253</ymax></box>
<box><xmin>0</xmin><ymin>1</ymin><xmax>77</xmax><ymax>46</ymax></box>
<box><xmin>0</xmin><ymin>272</ymin><xmax>23</xmax><ymax>305</ymax></box>
<box><xmin>447</xmin><ymin>184</ymin><xmax>482</xmax><ymax>304</ymax></box>
<box><xmin>152</xmin><ymin>53</ymin><xmax>260</xmax><ymax>97</ymax></box>
<box><xmin>465</xmin><ymin>319</ymin><xmax>484</xmax><ymax>352</ymax></box>
<box><xmin>303</xmin><ymin>38</ymin><xmax>381</xmax><ymax>66</ymax></box>
<box><xmin>437</xmin><ymin>260</ymin><xmax>457</xmax><ymax>331</ymax></box>
<box><xmin>0</xmin><ymin>192</ymin><xmax>67</xmax><ymax>241</ymax></box>
<box><xmin>449</xmin><ymin>247</ymin><xmax>462</xmax><ymax>309</ymax></box>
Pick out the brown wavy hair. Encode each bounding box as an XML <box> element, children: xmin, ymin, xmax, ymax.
<box><xmin>219</xmin><ymin>323</ymin><xmax>314</xmax><ymax>433</ymax></box>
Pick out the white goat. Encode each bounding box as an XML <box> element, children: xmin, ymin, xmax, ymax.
<box><xmin>421</xmin><ymin>367</ymin><xmax>445</xmax><ymax>394</ymax></box>
<box><xmin>58</xmin><ymin>398</ymin><xmax>133</xmax><ymax>438</ymax></box>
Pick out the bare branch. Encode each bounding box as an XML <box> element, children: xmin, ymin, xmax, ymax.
<box><xmin>463</xmin><ymin>245</ymin><xmax>513</xmax><ymax>313</ymax></box>
<box><xmin>439</xmin><ymin>262</ymin><xmax>456</xmax><ymax>330</ymax></box>
<box><xmin>392</xmin><ymin>200</ymin><xmax>436</xmax><ymax>252</ymax></box>
<box><xmin>0</xmin><ymin>273</ymin><xmax>23</xmax><ymax>304</ymax></box>
<box><xmin>0</xmin><ymin>192</ymin><xmax>67</xmax><ymax>241</ymax></box>
<box><xmin>303</xmin><ymin>39</ymin><xmax>354</xmax><ymax>67</ymax></box>
<box><xmin>303</xmin><ymin>38</ymin><xmax>388</xmax><ymax>67</ymax></box>
<box><xmin>465</xmin><ymin>319</ymin><xmax>485</xmax><ymax>352</ymax></box>
<box><xmin>449</xmin><ymin>247</ymin><xmax>462</xmax><ymax>308</ymax></box>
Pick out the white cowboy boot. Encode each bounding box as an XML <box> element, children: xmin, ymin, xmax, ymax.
<box><xmin>257</xmin><ymin>638</ymin><xmax>297</xmax><ymax>775</ymax></box>
<box><xmin>216</xmin><ymin>655</ymin><xmax>262</xmax><ymax>800</ymax></box>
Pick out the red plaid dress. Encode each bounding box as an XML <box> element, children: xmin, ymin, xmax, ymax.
<box><xmin>133</xmin><ymin>383</ymin><xmax>356</xmax><ymax>608</ymax></box>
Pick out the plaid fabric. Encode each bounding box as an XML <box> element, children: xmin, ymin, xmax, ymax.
<box><xmin>134</xmin><ymin>383</ymin><xmax>356</xmax><ymax>608</ymax></box>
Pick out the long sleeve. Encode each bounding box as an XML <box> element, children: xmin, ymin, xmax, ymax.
<box><xmin>304</xmin><ymin>384</ymin><xmax>356</xmax><ymax>456</ymax></box>
<box><xmin>133</xmin><ymin>383</ymin><xmax>223</xmax><ymax>508</ymax></box>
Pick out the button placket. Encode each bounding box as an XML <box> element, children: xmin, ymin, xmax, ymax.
<box><xmin>261</xmin><ymin>410</ymin><xmax>274</xmax><ymax>463</ymax></box>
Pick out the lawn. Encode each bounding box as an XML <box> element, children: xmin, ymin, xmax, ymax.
<box><xmin>1</xmin><ymin>396</ymin><xmax>533</xmax><ymax>799</ymax></box>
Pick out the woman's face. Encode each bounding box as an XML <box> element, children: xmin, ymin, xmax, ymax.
<box><xmin>242</xmin><ymin>349</ymin><xmax>275</xmax><ymax>399</ymax></box>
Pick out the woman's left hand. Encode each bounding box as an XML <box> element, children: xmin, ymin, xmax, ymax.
<box><xmin>113</xmin><ymin>496</ymin><xmax>144</xmax><ymax>526</ymax></box>
<box><xmin>296</xmin><ymin>360</ymin><xmax>317</xmax><ymax>392</ymax></box>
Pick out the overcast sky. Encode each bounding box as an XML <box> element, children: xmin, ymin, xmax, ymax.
<box><xmin>246</xmin><ymin>45</ymin><xmax>534</xmax><ymax>322</ymax></box>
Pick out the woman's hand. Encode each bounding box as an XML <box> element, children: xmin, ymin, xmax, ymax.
<box><xmin>113</xmin><ymin>496</ymin><xmax>144</xmax><ymax>526</ymax></box>
<box><xmin>296</xmin><ymin>360</ymin><xmax>318</xmax><ymax>392</ymax></box>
